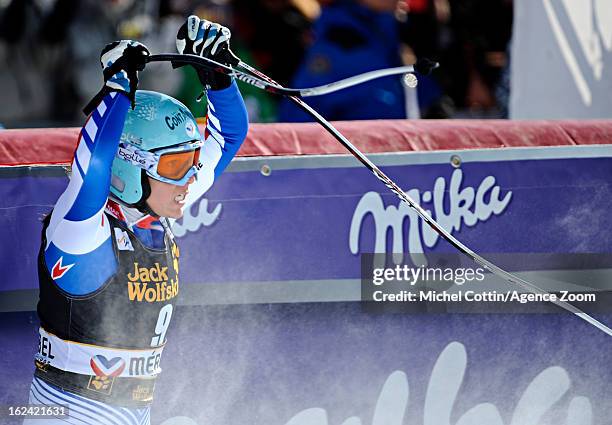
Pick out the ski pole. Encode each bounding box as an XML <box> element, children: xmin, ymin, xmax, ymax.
<box><xmin>149</xmin><ymin>51</ymin><xmax>612</xmax><ymax>337</ymax></box>
<box><xmin>146</xmin><ymin>53</ymin><xmax>438</xmax><ymax>97</ymax></box>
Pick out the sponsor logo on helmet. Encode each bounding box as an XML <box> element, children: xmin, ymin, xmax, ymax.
<box><xmin>185</xmin><ymin>120</ymin><xmax>197</xmax><ymax>138</ymax></box>
<box><xmin>120</xmin><ymin>132</ymin><xmax>144</xmax><ymax>146</ymax></box>
<box><xmin>117</xmin><ymin>146</ymin><xmax>150</xmax><ymax>168</ymax></box>
<box><xmin>165</xmin><ymin>109</ymin><xmax>190</xmax><ymax>130</ymax></box>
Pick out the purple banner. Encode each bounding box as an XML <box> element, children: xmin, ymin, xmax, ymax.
<box><xmin>1</xmin><ymin>153</ymin><xmax>612</xmax><ymax>291</ymax></box>
<box><xmin>176</xmin><ymin>155</ymin><xmax>612</xmax><ymax>284</ymax></box>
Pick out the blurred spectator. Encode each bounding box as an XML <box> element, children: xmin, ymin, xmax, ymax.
<box><xmin>172</xmin><ymin>0</ymin><xmax>319</xmax><ymax>123</ymax></box>
<box><xmin>231</xmin><ymin>0</ymin><xmax>319</xmax><ymax>122</ymax></box>
<box><xmin>0</xmin><ymin>0</ymin><xmax>514</xmax><ymax>126</ymax></box>
<box><xmin>0</xmin><ymin>0</ymin><xmax>79</xmax><ymax>126</ymax></box>
<box><xmin>279</xmin><ymin>0</ymin><xmax>408</xmax><ymax>122</ymax></box>
<box><xmin>398</xmin><ymin>0</ymin><xmax>512</xmax><ymax>118</ymax></box>
<box><xmin>0</xmin><ymin>0</ymin><xmax>181</xmax><ymax>127</ymax></box>
<box><xmin>398</xmin><ymin>0</ymin><xmax>450</xmax><ymax>117</ymax></box>
<box><xmin>233</xmin><ymin>0</ymin><xmax>319</xmax><ymax>85</ymax></box>
<box><xmin>440</xmin><ymin>0</ymin><xmax>513</xmax><ymax>117</ymax></box>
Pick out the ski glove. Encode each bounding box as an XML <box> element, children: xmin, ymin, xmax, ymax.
<box><xmin>83</xmin><ymin>40</ymin><xmax>149</xmax><ymax>114</ymax></box>
<box><xmin>176</xmin><ymin>16</ymin><xmax>233</xmax><ymax>90</ymax></box>
<box><xmin>101</xmin><ymin>40</ymin><xmax>150</xmax><ymax>103</ymax></box>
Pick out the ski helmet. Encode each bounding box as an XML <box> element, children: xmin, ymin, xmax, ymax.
<box><xmin>110</xmin><ymin>90</ymin><xmax>203</xmax><ymax>207</ymax></box>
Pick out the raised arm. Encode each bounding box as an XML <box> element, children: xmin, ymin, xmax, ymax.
<box><xmin>44</xmin><ymin>41</ymin><xmax>149</xmax><ymax>295</ymax></box>
<box><xmin>207</xmin><ymin>82</ymin><xmax>249</xmax><ymax>177</ymax></box>
<box><xmin>176</xmin><ymin>16</ymin><xmax>249</xmax><ymax>206</ymax></box>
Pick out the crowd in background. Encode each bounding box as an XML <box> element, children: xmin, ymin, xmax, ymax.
<box><xmin>0</xmin><ymin>0</ymin><xmax>513</xmax><ymax>128</ymax></box>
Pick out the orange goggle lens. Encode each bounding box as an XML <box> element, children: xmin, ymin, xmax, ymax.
<box><xmin>157</xmin><ymin>148</ymin><xmax>201</xmax><ymax>180</ymax></box>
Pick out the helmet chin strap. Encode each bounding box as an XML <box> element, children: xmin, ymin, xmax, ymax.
<box><xmin>134</xmin><ymin>170</ymin><xmax>159</xmax><ymax>217</ymax></box>
<box><xmin>135</xmin><ymin>173</ymin><xmax>175</xmax><ymax>242</ymax></box>
<box><xmin>138</xmin><ymin>200</ymin><xmax>159</xmax><ymax>218</ymax></box>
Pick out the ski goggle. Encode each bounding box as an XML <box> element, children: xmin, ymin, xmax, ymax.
<box><xmin>116</xmin><ymin>142</ymin><xmax>203</xmax><ymax>186</ymax></box>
